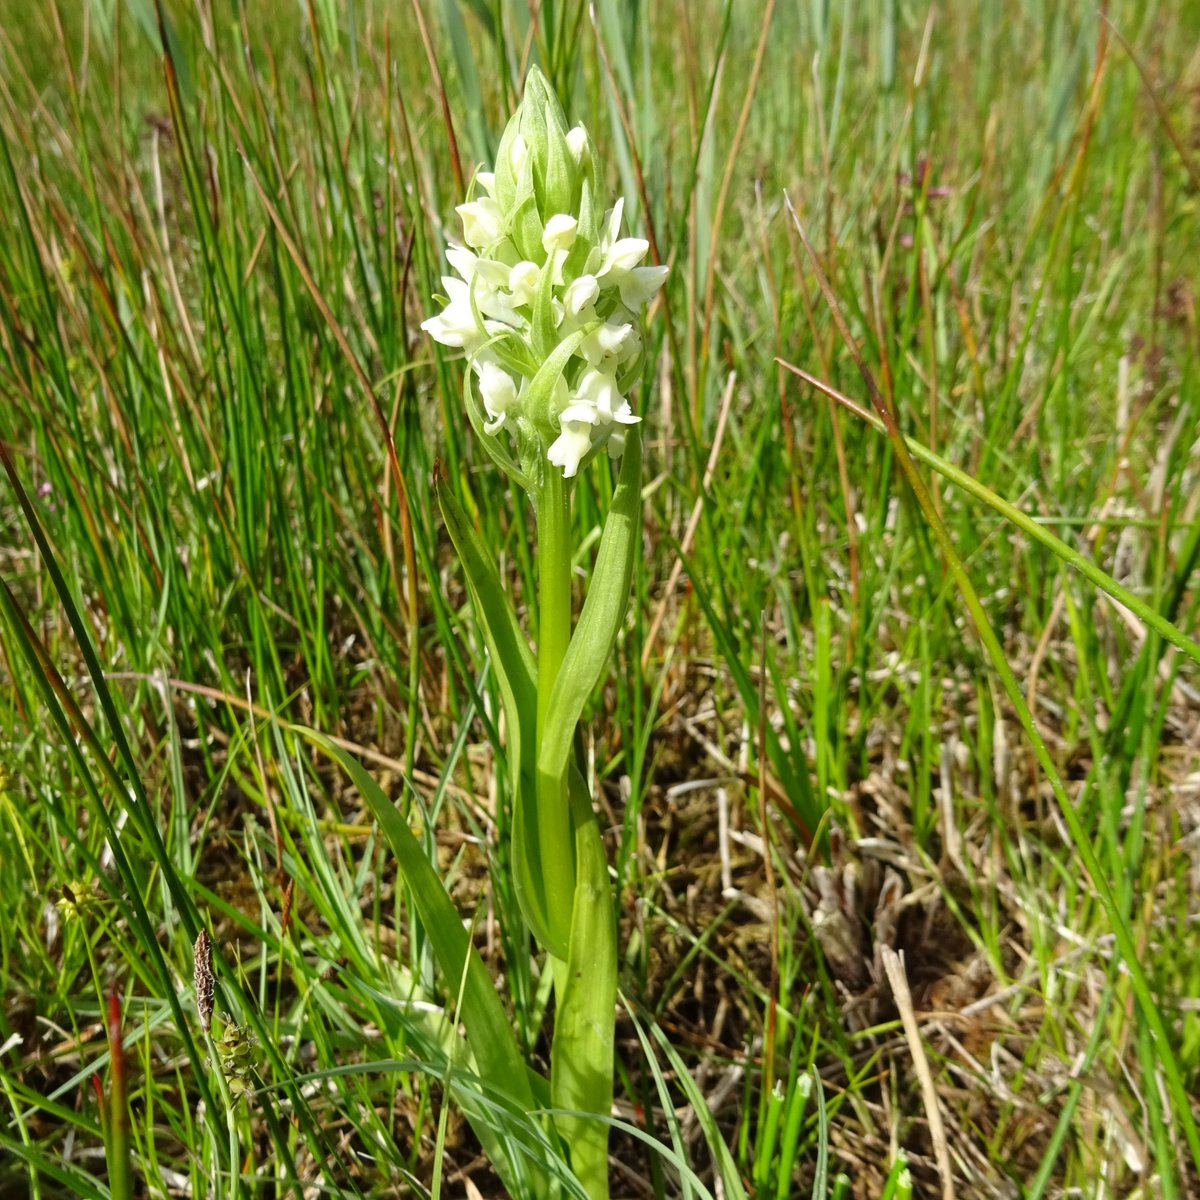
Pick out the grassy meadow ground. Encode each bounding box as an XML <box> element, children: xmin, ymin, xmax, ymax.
<box><xmin>2</xmin><ymin>0</ymin><xmax>1200</xmax><ymax>1196</ymax></box>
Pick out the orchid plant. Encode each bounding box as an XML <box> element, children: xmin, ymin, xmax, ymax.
<box><xmin>423</xmin><ymin>64</ymin><xmax>664</xmax><ymax>963</ymax></box>
<box><xmin>335</xmin><ymin>67</ymin><xmax>663</xmax><ymax>1199</ymax></box>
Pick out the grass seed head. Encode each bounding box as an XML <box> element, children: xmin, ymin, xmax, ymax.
<box><xmin>193</xmin><ymin>930</ymin><xmax>214</xmax><ymax>1035</ymax></box>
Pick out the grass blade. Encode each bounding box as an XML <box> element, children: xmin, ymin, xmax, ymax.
<box><xmin>299</xmin><ymin>729</ymin><xmax>555</xmax><ymax>1198</ymax></box>
<box><xmin>778</xmin><ymin>361</ymin><xmax>1200</xmax><ymax>670</ymax></box>
<box><xmin>787</xmin><ymin>198</ymin><xmax>1200</xmax><ymax>1177</ymax></box>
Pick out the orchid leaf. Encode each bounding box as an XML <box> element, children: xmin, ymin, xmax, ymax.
<box><xmin>434</xmin><ymin>474</ymin><xmax>568</xmax><ymax>957</ymax></box>
<box><xmin>550</xmin><ymin>760</ymin><xmax>617</xmax><ymax>1200</ymax></box>
<box><xmin>537</xmin><ymin>429</ymin><xmax>641</xmax><ymax>799</ymax></box>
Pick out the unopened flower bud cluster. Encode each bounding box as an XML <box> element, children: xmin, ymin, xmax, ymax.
<box><xmin>422</xmin><ymin>68</ymin><xmax>667</xmax><ymax>479</ymax></box>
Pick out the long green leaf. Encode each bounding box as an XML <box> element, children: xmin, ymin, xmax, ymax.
<box><xmin>298</xmin><ymin>729</ymin><xmax>553</xmax><ymax>1199</ymax></box>
<box><xmin>550</xmin><ymin>763</ymin><xmax>617</xmax><ymax>1200</ymax></box>
<box><xmin>434</xmin><ymin>473</ymin><xmax>564</xmax><ymax>957</ymax></box>
<box><xmin>537</xmin><ymin>431</ymin><xmax>642</xmax><ymax>815</ymax></box>
<box><xmin>779</xmin><ymin>363</ymin><xmax>1200</xmax><ymax>669</ymax></box>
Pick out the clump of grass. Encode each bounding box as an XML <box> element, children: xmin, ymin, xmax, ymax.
<box><xmin>1</xmin><ymin>2</ymin><xmax>1199</xmax><ymax>1197</ymax></box>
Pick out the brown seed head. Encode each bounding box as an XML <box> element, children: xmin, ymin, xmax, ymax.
<box><xmin>193</xmin><ymin>930</ymin><xmax>214</xmax><ymax>1034</ymax></box>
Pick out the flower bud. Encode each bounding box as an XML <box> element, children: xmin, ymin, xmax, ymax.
<box><xmin>542</xmin><ymin>214</ymin><xmax>578</xmax><ymax>255</ymax></box>
<box><xmin>566</xmin><ymin>126</ymin><xmax>589</xmax><ymax>163</ymax></box>
<box><xmin>456</xmin><ymin>198</ymin><xmax>504</xmax><ymax>249</ymax></box>
<box><xmin>510</xmin><ymin>135</ymin><xmax>529</xmax><ymax>173</ymax></box>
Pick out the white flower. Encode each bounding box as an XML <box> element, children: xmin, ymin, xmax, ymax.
<box><xmin>444</xmin><ymin>247</ymin><xmax>524</xmax><ymax>326</ymax></box>
<box><xmin>445</xmin><ymin>244</ymin><xmax>477</xmax><ymax>281</ymax></box>
<box><xmin>573</xmin><ymin>367</ymin><xmax>621</xmax><ymax>422</ymax></box>
<box><xmin>561</xmin><ymin>275</ymin><xmax>599</xmax><ymax>320</ymax></box>
<box><xmin>509</xmin><ymin>261</ymin><xmax>541</xmax><ymax>306</ymax></box>
<box><xmin>476</xmin><ymin>360</ymin><xmax>519</xmax><ymax>434</ymax></box>
<box><xmin>601</xmin><ymin>198</ymin><xmax>624</xmax><ymax>244</ymax></box>
<box><xmin>591</xmin><ymin>198</ymin><xmax>629</xmax><ymax>272</ymax></box>
<box><xmin>542</xmin><ymin>214</ymin><xmax>578</xmax><ymax>254</ymax></box>
<box><xmin>547</xmin><ymin>418</ymin><xmax>594</xmax><ymax>478</ymax></box>
<box><xmin>441</xmin><ymin>259</ymin><xmax>522</xmax><ymax>327</ymax></box>
<box><xmin>475</xmin><ymin>171</ymin><xmax>496</xmax><ymax>196</ymax></box>
<box><xmin>598</xmin><ymin>234</ymin><xmax>649</xmax><ymax>278</ymax></box>
<box><xmin>456</xmin><ymin>198</ymin><xmax>504</xmax><ymax>249</ymax></box>
<box><xmin>421</xmin><ymin>277</ymin><xmax>491</xmax><ymax>350</ymax></box>
<box><xmin>588</xmin><ymin>197</ymin><xmax>668</xmax><ymax>307</ymax></box>
<box><xmin>546</xmin><ymin>366</ymin><xmax>641</xmax><ymax>476</ymax></box>
<box><xmin>580</xmin><ymin>320</ymin><xmax>636</xmax><ymax>365</ymax></box>
<box><xmin>574</xmin><ymin>367</ymin><xmax>640</xmax><ymax>428</ymax></box>
<box><xmin>616</xmin><ymin>321</ymin><xmax>642</xmax><ymax>363</ymax></box>
<box><xmin>447</xmin><ymin>245</ymin><xmax>513</xmax><ymax>295</ymax></box>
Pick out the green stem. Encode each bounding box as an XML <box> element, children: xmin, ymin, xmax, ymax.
<box><xmin>537</xmin><ymin>466</ymin><xmax>573</xmax><ymax>706</ymax></box>
<box><xmin>535</xmin><ymin>465</ymin><xmax>577</xmax><ymax>956</ymax></box>
<box><xmin>105</xmin><ymin>988</ymin><xmax>132</xmax><ymax>1200</ymax></box>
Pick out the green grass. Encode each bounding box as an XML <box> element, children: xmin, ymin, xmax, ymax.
<box><xmin>3</xmin><ymin>0</ymin><xmax>1200</xmax><ymax>1195</ymax></box>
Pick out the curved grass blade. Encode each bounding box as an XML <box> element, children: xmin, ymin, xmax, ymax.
<box><xmin>298</xmin><ymin>729</ymin><xmax>555</xmax><ymax>1199</ymax></box>
<box><xmin>621</xmin><ymin>1001</ymin><xmax>713</xmax><ymax>1200</ymax></box>
<box><xmin>536</xmin><ymin>1108</ymin><xmax>724</xmax><ymax>1200</ymax></box>
<box><xmin>778</xmin><ymin>361</ymin><xmax>1200</xmax><ymax>669</ymax></box>
<box><xmin>645</xmin><ymin>1012</ymin><xmax>748</xmax><ymax>1200</ymax></box>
